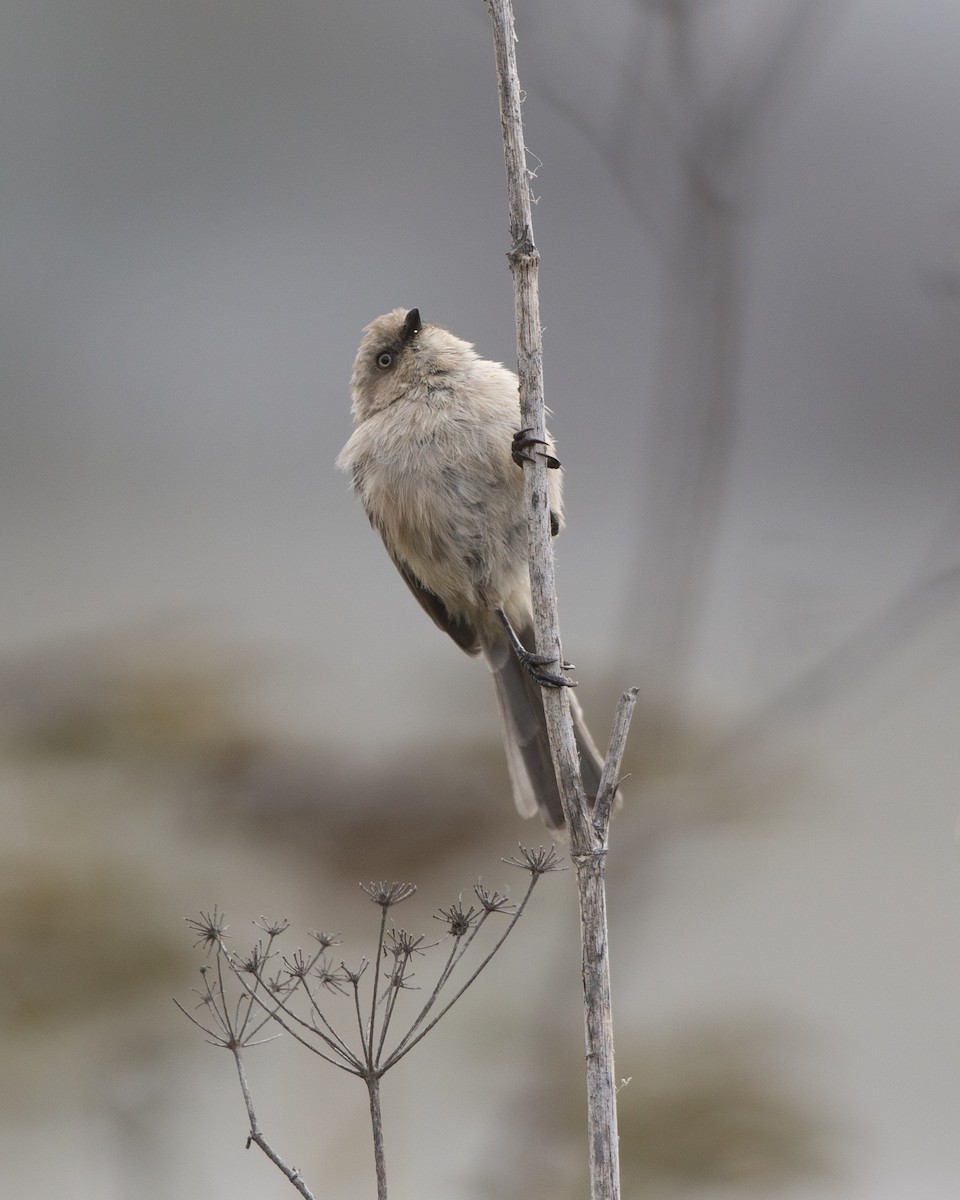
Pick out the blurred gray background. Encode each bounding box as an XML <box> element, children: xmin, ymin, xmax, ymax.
<box><xmin>3</xmin><ymin>0</ymin><xmax>960</xmax><ymax>1197</ymax></box>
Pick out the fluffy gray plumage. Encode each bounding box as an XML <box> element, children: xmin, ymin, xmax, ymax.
<box><xmin>337</xmin><ymin>308</ymin><xmax>606</xmax><ymax>829</ymax></box>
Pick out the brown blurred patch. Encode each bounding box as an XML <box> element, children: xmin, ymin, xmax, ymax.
<box><xmin>204</xmin><ymin>732</ymin><xmax>520</xmax><ymax>878</ymax></box>
<box><xmin>0</xmin><ymin>864</ymin><xmax>186</xmax><ymax>1030</ymax></box>
<box><xmin>473</xmin><ymin>1011</ymin><xmax>837</xmax><ymax>1199</ymax></box>
<box><xmin>0</xmin><ymin>618</ymin><xmax>255</xmax><ymax>762</ymax></box>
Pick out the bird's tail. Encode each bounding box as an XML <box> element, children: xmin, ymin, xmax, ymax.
<box><xmin>483</xmin><ymin>625</ymin><xmax>609</xmax><ymax>830</ymax></box>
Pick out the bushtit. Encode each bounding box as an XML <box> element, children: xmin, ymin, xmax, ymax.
<box><xmin>337</xmin><ymin>307</ymin><xmax>607</xmax><ymax>829</ymax></box>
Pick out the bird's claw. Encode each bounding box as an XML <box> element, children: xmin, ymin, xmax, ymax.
<box><xmin>495</xmin><ymin>606</ymin><xmax>576</xmax><ymax>687</ymax></box>
<box><xmin>512</xmin><ymin>428</ymin><xmax>561</xmax><ymax>470</ymax></box>
<box><xmin>515</xmin><ymin>647</ymin><xmax>578</xmax><ymax>689</ymax></box>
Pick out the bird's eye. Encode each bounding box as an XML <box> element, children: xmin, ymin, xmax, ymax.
<box><xmin>376</xmin><ymin>351</ymin><xmax>394</xmax><ymax>370</ymax></box>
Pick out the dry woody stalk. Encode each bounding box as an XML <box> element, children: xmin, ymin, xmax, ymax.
<box><xmin>486</xmin><ymin>2</ymin><xmax>639</xmax><ymax>1198</ymax></box>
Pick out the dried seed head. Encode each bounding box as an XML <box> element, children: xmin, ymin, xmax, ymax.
<box><xmin>385</xmin><ymin>928</ymin><xmax>427</xmax><ymax>960</ymax></box>
<box><xmin>434</xmin><ymin>902</ymin><xmax>480</xmax><ymax>937</ymax></box>
<box><xmin>186</xmin><ymin>907</ymin><xmax>228</xmax><ymax>952</ymax></box>
<box><xmin>504</xmin><ymin>845</ymin><xmax>566</xmax><ymax>876</ymax></box>
<box><xmin>308</xmin><ymin>930</ymin><xmax>342</xmax><ymax>951</ymax></box>
<box><xmin>254</xmin><ymin>916</ymin><xmax>290</xmax><ymax>938</ymax></box>
<box><xmin>474</xmin><ymin>884</ymin><xmax>516</xmax><ymax>914</ymax></box>
<box><xmin>360</xmin><ymin>881</ymin><xmax>417</xmax><ymax>908</ymax></box>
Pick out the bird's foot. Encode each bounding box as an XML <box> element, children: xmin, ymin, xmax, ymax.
<box><xmin>495</xmin><ymin>607</ymin><xmax>576</xmax><ymax>688</ymax></box>
<box><xmin>512</xmin><ymin>428</ymin><xmax>561</xmax><ymax>470</ymax></box>
<box><xmin>515</xmin><ymin>646</ymin><xmax>578</xmax><ymax>689</ymax></box>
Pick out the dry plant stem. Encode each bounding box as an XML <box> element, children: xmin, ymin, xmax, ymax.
<box><xmin>594</xmin><ymin>687</ymin><xmax>639</xmax><ymax>835</ymax></box>
<box><xmin>232</xmin><ymin>1044</ymin><xmax>317</xmax><ymax>1200</ymax></box>
<box><xmin>366</xmin><ymin>1075</ymin><xmax>388</xmax><ymax>1200</ymax></box>
<box><xmin>572</xmin><ymin>856</ymin><xmax>619</xmax><ymax>1198</ymax></box>
<box><xmin>487</xmin><ymin>0</ymin><xmax>591</xmax><ymax>848</ymax></box>
<box><xmin>226</xmin><ymin>960</ymin><xmax>361</xmax><ymax>1072</ymax></box>
<box><xmin>382</xmin><ymin>870</ymin><xmax>539</xmax><ymax>1068</ymax></box>
<box><xmin>367</xmin><ymin>903</ymin><xmax>390</xmax><ymax>1060</ymax></box>
<box><xmin>577</xmin><ymin>689</ymin><xmax>637</xmax><ymax>1183</ymax></box>
<box><xmin>487</xmin><ymin>4</ymin><xmax>632</xmax><ymax>1198</ymax></box>
<box><xmin>364</xmin><ymin>908</ymin><xmax>390</xmax><ymax>1200</ymax></box>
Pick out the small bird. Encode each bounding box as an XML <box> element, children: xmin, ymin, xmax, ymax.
<box><xmin>337</xmin><ymin>307</ymin><xmax>608</xmax><ymax>829</ymax></box>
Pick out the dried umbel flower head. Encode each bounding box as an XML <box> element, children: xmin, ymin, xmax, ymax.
<box><xmin>186</xmin><ymin>907</ymin><xmax>228</xmax><ymax>952</ymax></box>
<box><xmin>360</xmin><ymin>881</ymin><xmax>417</xmax><ymax>908</ymax></box>
<box><xmin>177</xmin><ymin>850</ymin><xmax>561</xmax><ymax>1200</ymax></box>
<box><xmin>504</xmin><ymin>844</ymin><xmax>566</xmax><ymax>877</ymax></box>
<box><xmin>435</xmin><ymin>902</ymin><xmax>481</xmax><ymax>938</ymax></box>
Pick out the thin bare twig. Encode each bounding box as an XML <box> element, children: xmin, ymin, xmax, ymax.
<box><xmin>381</xmin><ymin>871</ymin><xmax>539</xmax><ymax>1070</ymax></box>
<box><xmin>487</xmin><ymin>0</ymin><xmax>593</xmax><ymax>847</ymax></box>
<box><xmin>227</xmin><ymin>949</ymin><xmax>364</xmax><ymax>1072</ymax></box>
<box><xmin>233</xmin><ymin>1044</ymin><xmax>318</xmax><ymax>1200</ymax></box>
<box><xmin>486</xmin><ymin>4</ymin><xmax>636</xmax><ymax>1198</ymax></box>
<box><xmin>366</xmin><ymin>903</ymin><xmax>390</xmax><ymax>1065</ymax></box>
<box><xmin>594</xmin><ymin>687</ymin><xmax>639</xmax><ymax>834</ymax></box>
<box><xmin>379</xmin><ymin>873</ymin><xmax>540</xmax><ymax>1070</ymax></box>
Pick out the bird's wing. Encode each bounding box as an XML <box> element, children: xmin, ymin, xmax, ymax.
<box><xmin>389</xmin><ymin>553</ymin><xmax>481</xmax><ymax>656</ymax></box>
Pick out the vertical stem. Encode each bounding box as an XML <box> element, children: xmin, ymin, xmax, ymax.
<box><xmin>486</xmin><ymin>0</ymin><xmax>592</xmax><ymax>848</ymax></box>
<box><xmin>367</xmin><ymin>905</ymin><xmax>389</xmax><ymax>1061</ymax></box>
<box><xmin>487</xmin><ymin>4</ymin><xmax>627</xmax><ymax>1198</ymax></box>
<box><xmin>366</xmin><ymin>1074</ymin><xmax>388</xmax><ymax>1200</ymax></box>
<box><xmin>232</xmin><ymin>1045</ymin><xmax>317</xmax><ymax>1200</ymax></box>
<box><xmin>575</xmin><ymin>852</ymin><xmax>620</xmax><ymax>1199</ymax></box>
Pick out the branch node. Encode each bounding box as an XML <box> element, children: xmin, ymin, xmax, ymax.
<box><xmin>569</xmin><ymin>848</ymin><xmax>609</xmax><ymax>870</ymax></box>
<box><xmin>507</xmin><ymin>233</ymin><xmax>539</xmax><ymax>264</ymax></box>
